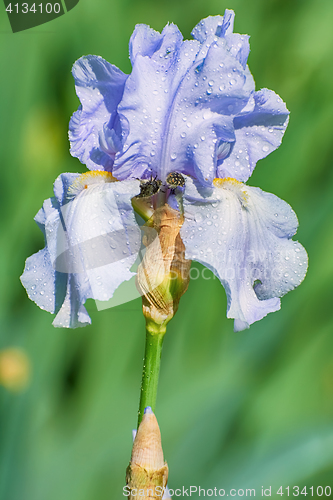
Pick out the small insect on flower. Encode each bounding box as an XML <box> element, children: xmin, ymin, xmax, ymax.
<box><xmin>166</xmin><ymin>172</ymin><xmax>185</xmax><ymax>190</ymax></box>
<box><xmin>138</xmin><ymin>177</ymin><xmax>162</xmax><ymax>198</ymax></box>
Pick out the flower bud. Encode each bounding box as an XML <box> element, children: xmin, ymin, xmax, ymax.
<box><xmin>126</xmin><ymin>407</ymin><xmax>168</xmax><ymax>499</ymax></box>
<box><xmin>136</xmin><ymin>204</ymin><xmax>191</xmax><ymax>334</ymax></box>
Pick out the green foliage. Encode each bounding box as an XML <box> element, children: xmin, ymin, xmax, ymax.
<box><xmin>0</xmin><ymin>0</ymin><xmax>333</xmax><ymax>498</ymax></box>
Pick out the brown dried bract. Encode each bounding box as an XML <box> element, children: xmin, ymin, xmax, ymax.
<box><xmin>136</xmin><ymin>204</ymin><xmax>191</xmax><ymax>333</ymax></box>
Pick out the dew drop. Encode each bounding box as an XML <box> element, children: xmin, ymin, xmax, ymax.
<box><xmin>262</xmin><ymin>145</ymin><xmax>269</xmax><ymax>152</ymax></box>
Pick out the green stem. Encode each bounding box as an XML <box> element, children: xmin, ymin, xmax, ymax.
<box><xmin>131</xmin><ymin>196</ymin><xmax>154</xmax><ymax>222</ymax></box>
<box><xmin>138</xmin><ymin>329</ymin><xmax>165</xmax><ymax>427</ymax></box>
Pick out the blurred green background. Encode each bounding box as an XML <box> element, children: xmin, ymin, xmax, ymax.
<box><xmin>1</xmin><ymin>0</ymin><xmax>333</xmax><ymax>498</ymax></box>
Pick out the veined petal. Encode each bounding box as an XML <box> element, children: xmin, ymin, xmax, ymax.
<box><xmin>20</xmin><ymin>172</ymin><xmax>141</xmax><ymax>328</ymax></box>
<box><xmin>192</xmin><ymin>11</ymin><xmax>234</xmax><ymax>42</ymax></box>
<box><xmin>112</xmin><ymin>9</ymin><xmax>255</xmax><ymax>185</ymax></box>
<box><xmin>130</xmin><ymin>23</ymin><xmax>171</xmax><ymax>63</ymax></box>
<box><xmin>181</xmin><ymin>177</ymin><xmax>308</xmax><ymax>331</ymax></box>
<box><xmin>69</xmin><ymin>55</ymin><xmax>128</xmax><ymax>171</ymax></box>
<box><xmin>218</xmin><ymin>89</ymin><xmax>289</xmax><ymax>181</ymax></box>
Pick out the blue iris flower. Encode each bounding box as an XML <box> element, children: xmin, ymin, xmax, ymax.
<box><xmin>20</xmin><ymin>10</ymin><xmax>307</xmax><ymax>330</ymax></box>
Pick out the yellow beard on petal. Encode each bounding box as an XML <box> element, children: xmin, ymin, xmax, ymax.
<box><xmin>213</xmin><ymin>177</ymin><xmax>248</xmax><ymax>207</ymax></box>
<box><xmin>67</xmin><ymin>171</ymin><xmax>118</xmax><ymax>198</ymax></box>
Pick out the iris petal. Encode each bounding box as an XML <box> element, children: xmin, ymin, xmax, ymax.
<box><xmin>218</xmin><ymin>88</ymin><xmax>289</xmax><ymax>181</ymax></box>
<box><xmin>21</xmin><ymin>173</ymin><xmax>141</xmax><ymax>328</ymax></box>
<box><xmin>181</xmin><ymin>177</ymin><xmax>308</xmax><ymax>331</ymax></box>
<box><xmin>69</xmin><ymin>55</ymin><xmax>128</xmax><ymax>171</ymax></box>
<box><xmin>112</xmin><ymin>10</ymin><xmax>256</xmax><ymax>185</ymax></box>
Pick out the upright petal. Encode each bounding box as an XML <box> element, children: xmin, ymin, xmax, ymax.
<box><xmin>113</xmin><ymin>10</ymin><xmax>255</xmax><ymax>186</ymax></box>
<box><xmin>218</xmin><ymin>89</ymin><xmax>289</xmax><ymax>181</ymax></box>
<box><xmin>21</xmin><ymin>172</ymin><xmax>141</xmax><ymax>328</ymax></box>
<box><xmin>192</xmin><ymin>11</ymin><xmax>234</xmax><ymax>43</ymax></box>
<box><xmin>129</xmin><ymin>24</ymin><xmax>166</xmax><ymax>62</ymax></box>
<box><xmin>69</xmin><ymin>55</ymin><xmax>128</xmax><ymax>171</ymax></box>
<box><xmin>181</xmin><ymin>177</ymin><xmax>308</xmax><ymax>331</ymax></box>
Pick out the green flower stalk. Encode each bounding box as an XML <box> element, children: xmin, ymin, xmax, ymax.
<box><xmin>136</xmin><ymin>204</ymin><xmax>191</xmax><ymax>424</ymax></box>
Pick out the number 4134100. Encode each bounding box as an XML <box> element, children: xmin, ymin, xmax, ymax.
<box><xmin>6</xmin><ymin>3</ymin><xmax>61</xmax><ymax>14</ymax></box>
<box><xmin>277</xmin><ymin>486</ymin><xmax>332</xmax><ymax>496</ymax></box>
